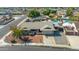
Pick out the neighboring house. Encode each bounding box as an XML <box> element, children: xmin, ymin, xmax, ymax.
<box><xmin>74</xmin><ymin>21</ymin><xmax>79</xmax><ymax>35</ymax></box>
<box><xmin>65</xmin><ymin>28</ymin><xmax>75</xmax><ymax>35</ymax></box>
<box><xmin>27</xmin><ymin>16</ymin><xmax>50</xmax><ymax>22</ymax></box>
<box><xmin>0</xmin><ymin>15</ymin><xmax>14</xmax><ymax>25</ymax></box>
<box><xmin>64</xmin><ymin>26</ymin><xmax>79</xmax><ymax>35</ymax></box>
<box><xmin>57</xmin><ymin>10</ymin><xmax>66</xmax><ymax>16</ymax></box>
<box><xmin>19</xmin><ymin>21</ymin><xmax>55</xmax><ymax>35</ymax></box>
<box><xmin>73</xmin><ymin>11</ymin><xmax>79</xmax><ymax>16</ymax></box>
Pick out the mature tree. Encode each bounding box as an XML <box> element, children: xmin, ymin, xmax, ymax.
<box><xmin>42</xmin><ymin>9</ymin><xmax>51</xmax><ymax>15</ymax></box>
<box><xmin>28</xmin><ymin>9</ymin><xmax>40</xmax><ymax>18</ymax></box>
<box><xmin>66</xmin><ymin>8</ymin><xmax>73</xmax><ymax>16</ymax></box>
<box><xmin>51</xmin><ymin>10</ymin><xmax>57</xmax><ymax>14</ymax></box>
<box><xmin>69</xmin><ymin>16</ymin><xmax>79</xmax><ymax>21</ymax></box>
<box><xmin>42</xmin><ymin>8</ymin><xmax>57</xmax><ymax>16</ymax></box>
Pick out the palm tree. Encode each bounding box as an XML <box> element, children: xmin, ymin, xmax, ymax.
<box><xmin>10</xmin><ymin>26</ymin><xmax>23</xmax><ymax>40</ymax></box>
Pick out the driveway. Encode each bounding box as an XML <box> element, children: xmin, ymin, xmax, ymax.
<box><xmin>66</xmin><ymin>35</ymin><xmax>79</xmax><ymax>49</ymax></box>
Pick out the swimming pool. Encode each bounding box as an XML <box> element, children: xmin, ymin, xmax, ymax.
<box><xmin>52</xmin><ymin>19</ymin><xmax>60</xmax><ymax>26</ymax></box>
<box><xmin>52</xmin><ymin>19</ymin><xmax>72</xmax><ymax>26</ymax></box>
<box><xmin>63</xmin><ymin>19</ymin><xmax>72</xmax><ymax>23</ymax></box>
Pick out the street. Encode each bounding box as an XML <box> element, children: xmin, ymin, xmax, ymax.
<box><xmin>0</xmin><ymin>45</ymin><xmax>78</xmax><ymax>51</ymax></box>
<box><xmin>0</xmin><ymin>15</ymin><xmax>26</xmax><ymax>39</ymax></box>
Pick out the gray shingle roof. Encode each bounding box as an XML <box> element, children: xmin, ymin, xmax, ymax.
<box><xmin>20</xmin><ymin>21</ymin><xmax>55</xmax><ymax>31</ymax></box>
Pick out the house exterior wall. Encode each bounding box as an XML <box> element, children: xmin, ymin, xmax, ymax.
<box><xmin>66</xmin><ymin>31</ymin><xmax>79</xmax><ymax>36</ymax></box>
<box><xmin>42</xmin><ymin>31</ymin><xmax>54</xmax><ymax>35</ymax></box>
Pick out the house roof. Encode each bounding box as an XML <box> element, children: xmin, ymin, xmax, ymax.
<box><xmin>73</xmin><ymin>11</ymin><xmax>79</xmax><ymax>16</ymax></box>
<box><xmin>32</xmin><ymin>16</ymin><xmax>50</xmax><ymax>20</ymax></box>
<box><xmin>27</xmin><ymin>16</ymin><xmax>50</xmax><ymax>22</ymax></box>
<box><xmin>20</xmin><ymin>21</ymin><xmax>55</xmax><ymax>31</ymax></box>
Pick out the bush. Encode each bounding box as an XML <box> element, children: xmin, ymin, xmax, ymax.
<box><xmin>11</xmin><ymin>40</ymin><xmax>17</xmax><ymax>43</ymax></box>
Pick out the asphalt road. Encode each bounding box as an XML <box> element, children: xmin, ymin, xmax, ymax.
<box><xmin>0</xmin><ymin>15</ymin><xmax>26</xmax><ymax>38</ymax></box>
<box><xmin>0</xmin><ymin>45</ymin><xmax>78</xmax><ymax>51</ymax></box>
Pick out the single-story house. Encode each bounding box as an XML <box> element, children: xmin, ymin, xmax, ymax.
<box><xmin>65</xmin><ymin>28</ymin><xmax>76</xmax><ymax>35</ymax></box>
<box><xmin>74</xmin><ymin>21</ymin><xmax>79</xmax><ymax>35</ymax></box>
<box><xmin>20</xmin><ymin>21</ymin><xmax>55</xmax><ymax>35</ymax></box>
<box><xmin>64</xmin><ymin>25</ymin><xmax>78</xmax><ymax>35</ymax></box>
<box><xmin>57</xmin><ymin>10</ymin><xmax>66</xmax><ymax>16</ymax></box>
<box><xmin>74</xmin><ymin>21</ymin><xmax>79</xmax><ymax>30</ymax></box>
<box><xmin>73</xmin><ymin>11</ymin><xmax>79</xmax><ymax>16</ymax></box>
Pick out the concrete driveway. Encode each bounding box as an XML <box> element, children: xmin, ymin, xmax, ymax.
<box><xmin>66</xmin><ymin>35</ymin><xmax>79</xmax><ymax>49</ymax></box>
